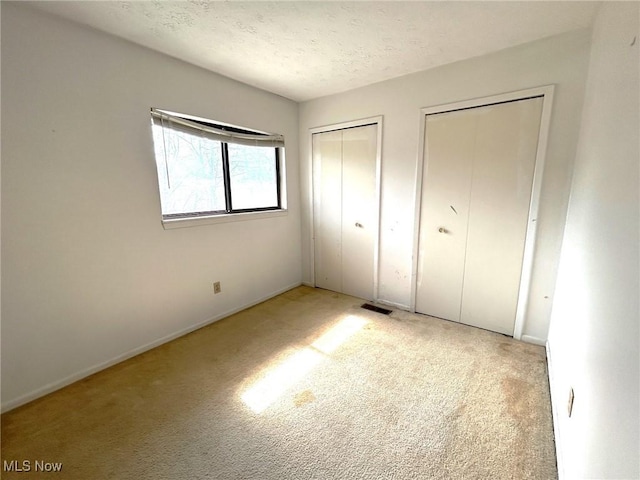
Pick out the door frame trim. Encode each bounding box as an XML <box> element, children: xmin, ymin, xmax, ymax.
<box><xmin>410</xmin><ymin>86</ymin><xmax>555</xmax><ymax>339</ymax></box>
<box><xmin>309</xmin><ymin>116</ymin><xmax>384</xmax><ymax>301</ymax></box>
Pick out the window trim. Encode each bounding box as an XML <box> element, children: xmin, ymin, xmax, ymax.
<box><xmin>161</xmin><ymin>208</ymin><xmax>288</xmax><ymax>230</ymax></box>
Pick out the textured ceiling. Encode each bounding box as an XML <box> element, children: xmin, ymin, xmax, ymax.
<box><xmin>26</xmin><ymin>1</ymin><xmax>599</xmax><ymax>102</ymax></box>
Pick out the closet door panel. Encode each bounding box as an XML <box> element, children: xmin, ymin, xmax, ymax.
<box><xmin>415</xmin><ymin>110</ymin><xmax>476</xmax><ymax>321</ymax></box>
<box><xmin>341</xmin><ymin>125</ymin><xmax>377</xmax><ymax>299</ymax></box>
<box><xmin>460</xmin><ymin>98</ymin><xmax>543</xmax><ymax>334</ymax></box>
<box><xmin>313</xmin><ymin>130</ymin><xmax>343</xmax><ymax>293</ymax></box>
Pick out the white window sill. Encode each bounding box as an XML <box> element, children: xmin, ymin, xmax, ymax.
<box><xmin>161</xmin><ymin>209</ymin><xmax>288</xmax><ymax>230</ymax></box>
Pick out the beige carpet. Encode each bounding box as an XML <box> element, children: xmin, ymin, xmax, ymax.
<box><xmin>1</xmin><ymin>286</ymin><xmax>557</xmax><ymax>479</ymax></box>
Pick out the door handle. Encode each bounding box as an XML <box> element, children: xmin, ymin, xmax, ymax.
<box><xmin>355</xmin><ymin>222</ymin><xmax>364</xmax><ymax>228</ymax></box>
<box><xmin>438</xmin><ymin>227</ymin><xmax>448</xmax><ymax>234</ymax></box>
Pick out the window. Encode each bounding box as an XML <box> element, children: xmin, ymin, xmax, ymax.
<box><xmin>150</xmin><ymin>109</ymin><xmax>285</xmax><ymax>222</ymax></box>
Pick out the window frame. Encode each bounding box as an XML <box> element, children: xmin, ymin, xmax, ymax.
<box><xmin>150</xmin><ymin>109</ymin><xmax>287</xmax><ymax>227</ymax></box>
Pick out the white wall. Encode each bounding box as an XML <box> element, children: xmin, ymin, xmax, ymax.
<box><xmin>1</xmin><ymin>4</ymin><xmax>301</xmax><ymax>411</ymax></box>
<box><xmin>547</xmin><ymin>3</ymin><xmax>639</xmax><ymax>478</ymax></box>
<box><xmin>299</xmin><ymin>29</ymin><xmax>591</xmax><ymax>342</ymax></box>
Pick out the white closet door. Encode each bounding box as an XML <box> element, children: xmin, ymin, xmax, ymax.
<box><xmin>416</xmin><ymin>110</ymin><xmax>475</xmax><ymax>321</ymax></box>
<box><xmin>460</xmin><ymin>98</ymin><xmax>543</xmax><ymax>334</ymax></box>
<box><xmin>313</xmin><ymin>124</ymin><xmax>378</xmax><ymax>300</ymax></box>
<box><xmin>416</xmin><ymin>97</ymin><xmax>543</xmax><ymax>335</ymax></box>
<box><xmin>313</xmin><ymin>130</ymin><xmax>343</xmax><ymax>293</ymax></box>
<box><xmin>341</xmin><ymin>124</ymin><xmax>377</xmax><ymax>299</ymax></box>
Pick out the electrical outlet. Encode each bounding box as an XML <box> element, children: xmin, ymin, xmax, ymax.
<box><xmin>568</xmin><ymin>387</ymin><xmax>574</xmax><ymax>417</ymax></box>
<box><xmin>213</xmin><ymin>281</ymin><xmax>221</xmax><ymax>294</ymax></box>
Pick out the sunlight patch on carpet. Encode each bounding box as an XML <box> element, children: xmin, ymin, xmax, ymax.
<box><xmin>240</xmin><ymin>315</ymin><xmax>368</xmax><ymax>413</ymax></box>
<box><xmin>311</xmin><ymin>315</ymin><xmax>368</xmax><ymax>354</ymax></box>
<box><xmin>241</xmin><ymin>348</ymin><xmax>323</xmax><ymax>413</ymax></box>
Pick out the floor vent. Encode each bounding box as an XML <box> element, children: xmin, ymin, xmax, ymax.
<box><xmin>360</xmin><ymin>303</ymin><xmax>393</xmax><ymax>315</ymax></box>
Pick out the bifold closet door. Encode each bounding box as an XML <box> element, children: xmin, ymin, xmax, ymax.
<box><xmin>416</xmin><ymin>97</ymin><xmax>543</xmax><ymax>335</ymax></box>
<box><xmin>313</xmin><ymin>130</ymin><xmax>343</xmax><ymax>293</ymax></box>
<box><xmin>416</xmin><ymin>109</ymin><xmax>475</xmax><ymax>322</ymax></box>
<box><xmin>313</xmin><ymin>124</ymin><xmax>377</xmax><ymax>300</ymax></box>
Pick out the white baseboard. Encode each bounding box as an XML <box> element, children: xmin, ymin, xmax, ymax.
<box><xmin>521</xmin><ymin>334</ymin><xmax>547</xmax><ymax>346</ymax></box>
<box><xmin>1</xmin><ymin>281</ymin><xmax>302</xmax><ymax>413</ymax></box>
<box><xmin>301</xmin><ymin>281</ymin><xmax>315</xmax><ymax>288</ymax></box>
<box><xmin>546</xmin><ymin>341</ymin><xmax>565</xmax><ymax>479</ymax></box>
<box><xmin>375</xmin><ymin>299</ymin><xmax>410</xmax><ymax>311</ymax></box>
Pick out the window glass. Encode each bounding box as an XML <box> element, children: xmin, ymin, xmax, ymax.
<box><xmin>228</xmin><ymin>144</ymin><xmax>278</xmax><ymax>210</ymax></box>
<box><xmin>152</xmin><ymin>125</ymin><xmax>225</xmax><ymax>215</ymax></box>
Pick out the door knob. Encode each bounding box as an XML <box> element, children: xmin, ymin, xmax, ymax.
<box><xmin>438</xmin><ymin>227</ymin><xmax>447</xmax><ymax>233</ymax></box>
<box><xmin>355</xmin><ymin>222</ymin><xmax>363</xmax><ymax>228</ymax></box>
